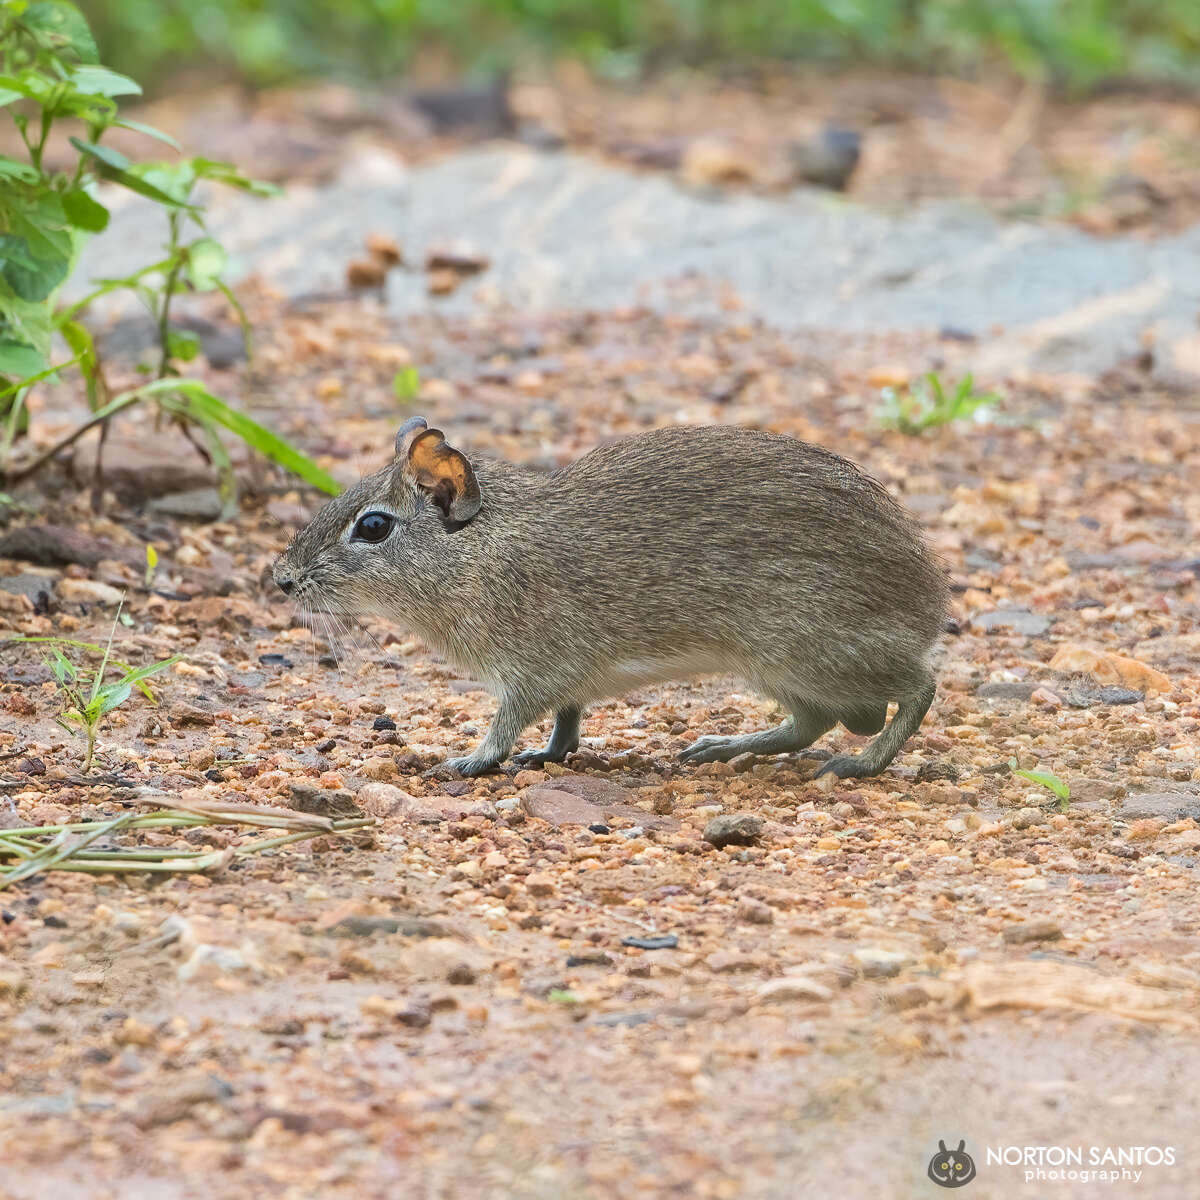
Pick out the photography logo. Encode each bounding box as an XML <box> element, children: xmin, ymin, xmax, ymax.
<box><xmin>927</xmin><ymin>1140</ymin><xmax>977</xmax><ymax>1188</ymax></box>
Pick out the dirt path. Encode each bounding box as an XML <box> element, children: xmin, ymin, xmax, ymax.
<box><xmin>3</xmin><ymin>98</ymin><xmax>1200</xmax><ymax>1196</ymax></box>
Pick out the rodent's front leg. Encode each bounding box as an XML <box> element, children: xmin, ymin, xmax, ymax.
<box><xmin>443</xmin><ymin>691</ymin><xmax>545</xmax><ymax>777</ymax></box>
<box><xmin>512</xmin><ymin>705</ymin><xmax>582</xmax><ymax>767</ymax></box>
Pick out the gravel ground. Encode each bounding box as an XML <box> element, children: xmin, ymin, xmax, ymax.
<box><xmin>0</xmin><ymin>294</ymin><xmax>1197</xmax><ymax>1198</ymax></box>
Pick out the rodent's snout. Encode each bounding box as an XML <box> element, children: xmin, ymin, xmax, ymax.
<box><xmin>271</xmin><ymin>558</ymin><xmax>297</xmax><ymax>596</ymax></box>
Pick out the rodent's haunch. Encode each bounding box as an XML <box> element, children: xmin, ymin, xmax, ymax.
<box><xmin>274</xmin><ymin>418</ymin><xmax>949</xmax><ymax>778</ymax></box>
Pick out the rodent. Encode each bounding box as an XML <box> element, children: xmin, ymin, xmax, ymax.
<box><xmin>274</xmin><ymin>417</ymin><xmax>949</xmax><ymax>779</ymax></box>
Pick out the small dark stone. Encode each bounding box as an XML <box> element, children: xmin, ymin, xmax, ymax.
<box><xmin>566</xmin><ymin>951</ymin><xmax>613</xmax><ymax>967</ymax></box>
<box><xmin>318</xmin><ymin>654</ymin><xmax>338</xmax><ymax>668</ymax></box>
<box><xmin>446</xmin><ymin>962</ymin><xmax>476</xmax><ymax>985</ymax></box>
<box><xmin>1</xmin><ymin>911</ymin><xmax>15</xmax><ymax>924</ymax></box>
<box><xmin>620</xmin><ymin>934</ymin><xmax>679</xmax><ymax>951</ymax></box>
<box><xmin>17</xmin><ymin>756</ymin><xmax>46</xmax><ymax>776</ymax></box>
<box><xmin>42</xmin><ymin>915</ymin><xmax>67</xmax><ymax>929</ymax></box>
<box><xmin>786</xmin><ymin>124</ymin><xmax>861</xmax><ymax>190</ymax></box>
<box><xmin>204</xmin><ymin>769</ymin><xmax>226</xmax><ymax>783</ymax></box>
<box><xmin>257</xmin><ymin>654</ymin><xmax>294</xmax><ymax>668</ymax></box>
<box><xmin>331</xmin><ymin>914</ymin><xmax>451</xmax><ymax>939</ymax></box>
<box><xmin>372</xmin><ymin>715</ymin><xmax>397</xmax><ymax>731</ymax></box>
<box><xmin>395</xmin><ymin>1000</ymin><xmax>432</xmax><ymax>1029</ymax></box>
<box><xmin>587</xmin><ymin>823</ymin><xmax>611</xmax><ymax>835</ymax></box>
<box><xmin>702</xmin><ymin>812</ymin><xmax>764</xmax><ymax>848</ymax></box>
<box><xmin>288</xmin><ymin>782</ymin><xmax>363</xmax><ymax>819</ymax></box>
<box><xmin>1096</xmin><ymin>686</ymin><xmax>1144</xmax><ymax>705</ymax></box>
<box><xmin>916</xmin><ymin>761</ymin><xmax>960</xmax><ymax>783</ymax></box>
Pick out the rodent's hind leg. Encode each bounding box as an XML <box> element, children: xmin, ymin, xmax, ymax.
<box><xmin>816</xmin><ymin>680</ymin><xmax>935</xmax><ymax>780</ymax></box>
<box><xmin>678</xmin><ymin>703</ymin><xmax>834</xmax><ymax>766</ymax></box>
<box><xmin>512</xmin><ymin>705</ymin><xmax>582</xmax><ymax>767</ymax></box>
<box><xmin>442</xmin><ymin>692</ymin><xmax>546</xmax><ymax>777</ymax></box>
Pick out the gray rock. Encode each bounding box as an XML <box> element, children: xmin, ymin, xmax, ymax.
<box><xmin>75</xmin><ymin>146</ymin><xmax>1200</xmax><ymax>382</ymax></box>
<box><xmin>0</xmin><ymin>572</ymin><xmax>57</xmax><ymax>610</ymax></box>
<box><xmin>970</xmin><ymin>609</ymin><xmax>1052</xmax><ymax>637</ymax></box>
<box><xmin>852</xmin><ymin>947</ymin><xmax>913</xmax><ymax>979</ymax></box>
<box><xmin>288</xmin><ymin>781</ymin><xmax>364</xmax><ymax>819</ymax></box>
<box><xmin>976</xmin><ymin>681</ymin><xmax>1037</xmax><ymax>701</ymax></box>
<box><xmin>1118</xmin><ymin>792</ymin><xmax>1200</xmax><ymax>822</ymax></box>
<box><xmin>148</xmin><ymin>488</ymin><xmax>225</xmax><ymax>521</ymax></box>
<box><xmin>133</xmin><ymin>1072</ymin><xmax>233</xmax><ymax>1129</ymax></box>
<box><xmin>786</xmin><ymin>125</ymin><xmax>861</xmax><ymax>191</ymax></box>
<box><xmin>702</xmin><ymin>812</ymin><xmax>765</xmax><ymax>848</ymax></box>
<box><xmin>1011</xmin><ymin>806</ymin><xmax>1049</xmax><ymax>829</ymax></box>
<box><xmin>521</xmin><ymin>776</ymin><xmax>678</xmax><ymax>831</ymax></box>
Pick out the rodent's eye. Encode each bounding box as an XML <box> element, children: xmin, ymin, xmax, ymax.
<box><xmin>350</xmin><ymin>511</ymin><xmax>395</xmax><ymax>544</ymax></box>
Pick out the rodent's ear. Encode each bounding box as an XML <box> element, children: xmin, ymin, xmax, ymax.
<box><xmin>402</xmin><ymin>427</ymin><xmax>482</xmax><ymax>525</ymax></box>
<box><xmin>394</xmin><ymin>415</ymin><xmax>429</xmax><ymax>458</ymax></box>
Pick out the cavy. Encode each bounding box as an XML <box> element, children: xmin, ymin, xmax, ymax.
<box><xmin>274</xmin><ymin>418</ymin><xmax>948</xmax><ymax>778</ymax></box>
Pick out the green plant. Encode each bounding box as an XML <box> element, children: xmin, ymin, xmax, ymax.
<box><xmin>878</xmin><ymin>372</ymin><xmax>1001</xmax><ymax>435</ymax></box>
<box><xmin>143</xmin><ymin>542</ymin><xmax>157</xmax><ymax>588</ymax></box>
<box><xmin>81</xmin><ymin>0</ymin><xmax>1200</xmax><ymax>94</ymax></box>
<box><xmin>0</xmin><ymin>1</ymin><xmax>338</xmax><ymax>508</ymax></box>
<box><xmin>23</xmin><ymin>607</ymin><xmax>179</xmax><ymax>772</ymax></box>
<box><xmin>1009</xmin><ymin>757</ymin><xmax>1070</xmax><ymax>811</ymax></box>
<box><xmin>393</xmin><ymin>366</ymin><xmax>421</xmax><ymax>404</ymax></box>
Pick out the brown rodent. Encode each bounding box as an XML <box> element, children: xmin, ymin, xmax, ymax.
<box><xmin>274</xmin><ymin>417</ymin><xmax>948</xmax><ymax>778</ymax></box>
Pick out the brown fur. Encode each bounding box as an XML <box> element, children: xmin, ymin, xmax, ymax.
<box><xmin>274</xmin><ymin>422</ymin><xmax>949</xmax><ymax>777</ymax></box>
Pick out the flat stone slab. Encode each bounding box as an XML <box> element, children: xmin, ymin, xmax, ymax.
<box><xmin>76</xmin><ymin>145</ymin><xmax>1200</xmax><ymax>377</ymax></box>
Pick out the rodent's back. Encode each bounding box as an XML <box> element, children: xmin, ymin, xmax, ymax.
<box><xmin>465</xmin><ymin>425</ymin><xmax>947</xmax><ymax>702</ymax></box>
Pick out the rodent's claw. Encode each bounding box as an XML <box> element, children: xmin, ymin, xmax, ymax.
<box><xmin>813</xmin><ymin>754</ymin><xmax>872</xmax><ymax>780</ymax></box>
<box><xmin>677</xmin><ymin>735</ymin><xmax>739</xmax><ymax>765</ymax></box>
<box><xmin>512</xmin><ymin>746</ymin><xmax>570</xmax><ymax>767</ymax></box>
<box><xmin>442</xmin><ymin>755</ymin><xmax>500</xmax><ymax>778</ymax></box>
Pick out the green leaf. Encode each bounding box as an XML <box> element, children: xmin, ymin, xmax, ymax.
<box><xmin>61</xmin><ymin>187</ymin><xmax>108</xmax><ymax>232</ymax></box>
<box><xmin>0</xmin><ymin>351</ymin><xmax>78</xmax><ymax>398</ymax></box>
<box><xmin>393</xmin><ymin>366</ymin><xmax>420</xmax><ymax>403</ymax></box>
<box><xmin>69</xmin><ymin>139</ymin><xmax>193</xmax><ymax>210</ymax></box>
<box><xmin>49</xmin><ymin>650</ymin><xmax>75</xmax><ymax>684</ymax></box>
<box><xmin>0</xmin><ymin>234</ymin><xmax>68</xmax><ymax>302</ymax></box>
<box><xmin>96</xmin><ymin>680</ymin><xmax>132</xmax><ymax>716</ymax></box>
<box><xmin>185</xmin><ymin>237</ymin><xmax>226</xmax><ymax>291</ymax></box>
<box><xmin>135</xmin><ymin>379</ymin><xmax>341</xmax><ymax>496</ymax></box>
<box><xmin>188</xmin><ymin>158</ymin><xmax>281</xmax><ymax>197</ymax></box>
<box><xmin>23</xmin><ymin>2</ymin><xmax>99</xmax><ymax>63</ymax></box>
<box><xmin>0</xmin><ymin>157</ymin><xmax>39</xmax><ymax>183</ymax></box>
<box><xmin>1009</xmin><ymin>759</ymin><xmax>1070</xmax><ymax>803</ymax></box>
<box><xmin>68</xmin><ymin>66</ymin><xmax>140</xmax><ymax>98</ymax></box>
<box><xmin>0</xmin><ymin>338</ymin><xmax>47</xmax><ymax>379</ymax></box>
<box><xmin>166</xmin><ymin>329</ymin><xmax>200</xmax><ymax>362</ymax></box>
<box><xmin>59</xmin><ymin>319</ymin><xmax>94</xmax><ymax>373</ymax></box>
<box><xmin>0</xmin><ymin>74</ymin><xmax>51</xmax><ymax>104</ymax></box>
<box><xmin>119</xmin><ymin>654</ymin><xmax>179</xmax><ymax>685</ymax></box>
<box><xmin>111</xmin><ymin>118</ymin><xmax>180</xmax><ymax>150</ymax></box>
<box><xmin>67</xmin><ymin>137</ymin><xmax>129</xmax><ymax>172</ymax></box>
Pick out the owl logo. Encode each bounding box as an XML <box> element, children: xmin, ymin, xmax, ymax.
<box><xmin>927</xmin><ymin>1140</ymin><xmax>976</xmax><ymax>1188</ymax></box>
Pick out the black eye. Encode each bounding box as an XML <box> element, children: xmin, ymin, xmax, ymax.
<box><xmin>350</xmin><ymin>511</ymin><xmax>395</xmax><ymax>543</ymax></box>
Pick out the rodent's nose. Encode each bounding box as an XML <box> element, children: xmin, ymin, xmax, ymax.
<box><xmin>275</xmin><ymin>573</ymin><xmax>295</xmax><ymax>595</ymax></box>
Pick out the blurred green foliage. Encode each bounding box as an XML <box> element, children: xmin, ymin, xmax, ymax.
<box><xmin>84</xmin><ymin>0</ymin><xmax>1200</xmax><ymax>91</ymax></box>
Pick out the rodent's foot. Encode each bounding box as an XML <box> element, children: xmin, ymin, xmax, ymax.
<box><xmin>440</xmin><ymin>755</ymin><xmax>501</xmax><ymax>778</ymax></box>
<box><xmin>814</xmin><ymin>754</ymin><xmax>876</xmax><ymax>780</ymax></box>
<box><xmin>512</xmin><ymin>744</ymin><xmax>577</xmax><ymax>768</ymax></box>
<box><xmin>678</xmin><ymin>734</ymin><xmax>747</xmax><ymax>765</ymax></box>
